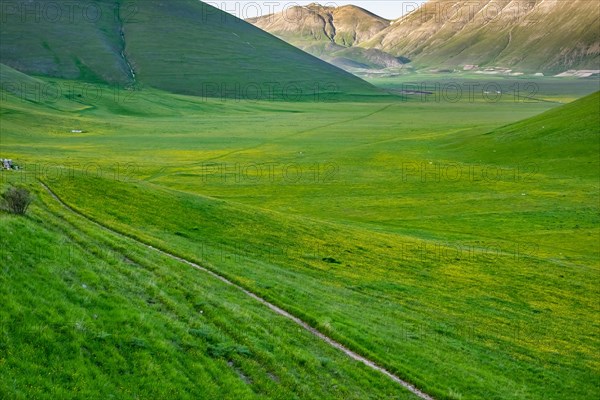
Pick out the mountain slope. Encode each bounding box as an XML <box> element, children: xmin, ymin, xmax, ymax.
<box><xmin>247</xmin><ymin>4</ymin><xmax>405</xmax><ymax>71</ymax></box>
<box><xmin>0</xmin><ymin>1</ymin><xmax>131</xmax><ymax>84</ymax></box>
<box><xmin>248</xmin><ymin>4</ymin><xmax>390</xmax><ymax>47</ymax></box>
<box><xmin>0</xmin><ymin>0</ymin><xmax>381</xmax><ymax>99</ymax></box>
<box><xmin>362</xmin><ymin>0</ymin><xmax>600</xmax><ymax>73</ymax></box>
<box><xmin>458</xmin><ymin>91</ymin><xmax>600</xmax><ymax>178</ymax></box>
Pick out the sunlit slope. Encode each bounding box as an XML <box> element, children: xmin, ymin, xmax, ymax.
<box><xmin>247</xmin><ymin>4</ymin><xmax>405</xmax><ymax>70</ymax></box>
<box><xmin>458</xmin><ymin>91</ymin><xmax>600</xmax><ymax>177</ymax></box>
<box><xmin>364</xmin><ymin>0</ymin><xmax>600</xmax><ymax>73</ymax></box>
<box><xmin>248</xmin><ymin>4</ymin><xmax>390</xmax><ymax>47</ymax></box>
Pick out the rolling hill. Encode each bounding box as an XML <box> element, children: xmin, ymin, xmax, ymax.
<box><xmin>247</xmin><ymin>4</ymin><xmax>406</xmax><ymax>71</ymax></box>
<box><xmin>459</xmin><ymin>90</ymin><xmax>600</xmax><ymax>176</ymax></box>
<box><xmin>0</xmin><ymin>0</ymin><xmax>381</xmax><ymax>100</ymax></box>
<box><xmin>362</xmin><ymin>0</ymin><xmax>600</xmax><ymax>73</ymax></box>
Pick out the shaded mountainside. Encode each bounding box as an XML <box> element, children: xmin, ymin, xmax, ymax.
<box><xmin>247</xmin><ymin>4</ymin><xmax>406</xmax><ymax>71</ymax></box>
<box><xmin>0</xmin><ymin>0</ymin><xmax>381</xmax><ymax>100</ymax></box>
<box><xmin>0</xmin><ymin>1</ymin><xmax>131</xmax><ymax>84</ymax></box>
<box><xmin>362</xmin><ymin>0</ymin><xmax>600</xmax><ymax>73</ymax></box>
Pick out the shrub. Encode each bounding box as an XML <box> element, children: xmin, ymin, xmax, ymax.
<box><xmin>2</xmin><ymin>186</ymin><xmax>32</xmax><ymax>215</ymax></box>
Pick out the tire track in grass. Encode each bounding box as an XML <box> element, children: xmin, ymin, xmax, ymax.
<box><xmin>40</xmin><ymin>180</ymin><xmax>435</xmax><ymax>400</ymax></box>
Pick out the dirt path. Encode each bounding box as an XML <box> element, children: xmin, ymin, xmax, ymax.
<box><xmin>40</xmin><ymin>181</ymin><xmax>435</xmax><ymax>400</ymax></box>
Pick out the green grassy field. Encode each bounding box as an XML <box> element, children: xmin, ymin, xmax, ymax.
<box><xmin>1</xmin><ymin>183</ymin><xmax>417</xmax><ymax>400</ymax></box>
<box><xmin>1</xmin><ymin>66</ymin><xmax>599</xmax><ymax>400</ymax></box>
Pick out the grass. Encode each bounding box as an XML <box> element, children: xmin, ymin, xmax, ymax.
<box><xmin>36</xmin><ymin>166</ymin><xmax>600</xmax><ymax>399</ymax></box>
<box><xmin>0</xmin><ymin>67</ymin><xmax>599</xmax><ymax>399</ymax></box>
<box><xmin>0</xmin><ymin>180</ymin><xmax>417</xmax><ymax>400</ymax></box>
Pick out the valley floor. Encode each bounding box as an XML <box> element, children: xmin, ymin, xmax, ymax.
<box><xmin>1</xmin><ymin>72</ymin><xmax>599</xmax><ymax>400</ymax></box>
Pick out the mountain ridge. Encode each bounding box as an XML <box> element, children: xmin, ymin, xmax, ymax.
<box><xmin>247</xmin><ymin>3</ymin><xmax>405</xmax><ymax>71</ymax></box>
<box><xmin>362</xmin><ymin>0</ymin><xmax>600</xmax><ymax>73</ymax></box>
<box><xmin>249</xmin><ymin>0</ymin><xmax>600</xmax><ymax>74</ymax></box>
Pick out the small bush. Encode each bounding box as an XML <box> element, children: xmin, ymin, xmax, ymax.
<box><xmin>2</xmin><ymin>186</ymin><xmax>32</xmax><ymax>215</ymax></box>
